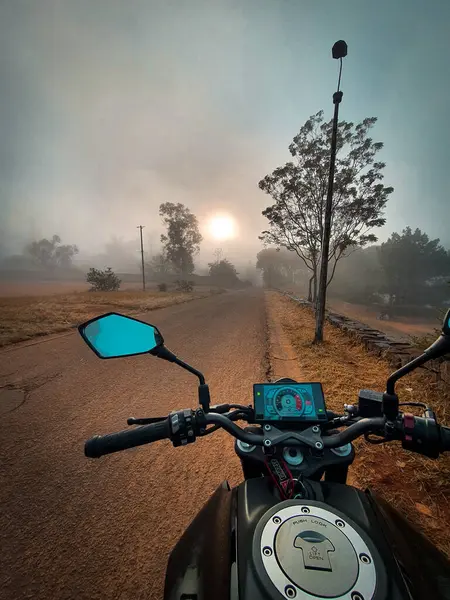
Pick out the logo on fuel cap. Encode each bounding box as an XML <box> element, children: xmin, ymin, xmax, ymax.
<box><xmin>294</xmin><ymin>530</ymin><xmax>335</xmax><ymax>571</ymax></box>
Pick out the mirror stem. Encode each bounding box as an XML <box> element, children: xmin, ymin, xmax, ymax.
<box><xmin>173</xmin><ymin>357</ymin><xmax>206</xmax><ymax>385</ymax></box>
<box><xmin>386</xmin><ymin>352</ymin><xmax>431</xmax><ymax>395</ymax></box>
<box><xmin>150</xmin><ymin>346</ymin><xmax>210</xmax><ymax>411</ymax></box>
<box><xmin>386</xmin><ymin>335</ymin><xmax>450</xmax><ymax>395</ymax></box>
<box><xmin>151</xmin><ymin>346</ymin><xmax>206</xmax><ymax>384</ymax></box>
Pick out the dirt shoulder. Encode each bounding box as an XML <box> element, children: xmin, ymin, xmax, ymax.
<box><xmin>265</xmin><ymin>291</ymin><xmax>450</xmax><ymax>557</ymax></box>
<box><xmin>328</xmin><ymin>298</ymin><xmax>436</xmax><ymax>341</ymax></box>
<box><xmin>0</xmin><ymin>289</ymin><xmax>222</xmax><ymax>348</ymax></box>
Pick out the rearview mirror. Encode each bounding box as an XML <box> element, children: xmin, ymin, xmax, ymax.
<box><xmin>443</xmin><ymin>309</ymin><xmax>450</xmax><ymax>336</ymax></box>
<box><xmin>79</xmin><ymin>312</ymin><xmax>164</xmax><ymax>359</ymax></box>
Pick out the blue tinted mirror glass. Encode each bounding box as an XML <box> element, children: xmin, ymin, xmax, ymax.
<box><xmin>80</xmin><ymin>313</ymin><xmax>163</xmax><ymax>358</ymax></box>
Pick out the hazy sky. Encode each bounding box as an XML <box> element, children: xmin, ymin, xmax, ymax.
<box><xmin>1</xmin><ymin>0</ymin><xmax>449</xmax><ymax>264</ymax></box>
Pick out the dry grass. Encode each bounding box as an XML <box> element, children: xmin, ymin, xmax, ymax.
<box><xmin>0</xmin><ymin>281</ymin><xmax>91</xmax><ymax>297</ymax></box>
<box><xmin>0</xmin><ymin>289</ymin><xmax>218</xmax><ymax>347</ymax></box>
<box><xmin>266</xmin><ymin>291</ymin><xmax>450</xmax><ymax>557</ymax></box>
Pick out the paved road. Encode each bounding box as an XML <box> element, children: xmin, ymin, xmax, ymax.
<box><xmin>1</xmin><ymin>290</ymin><xmax>267</xmax><ymax>600</ymax></box>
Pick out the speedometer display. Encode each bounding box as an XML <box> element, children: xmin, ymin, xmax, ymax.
<box><xmin>253</xmin><ymin>382</ymin><xmax>327</xmax><ymax>423</ymax></box>
<box><xmin>274</xmin><ymin>387</ymin><xmax>305</xmax><ymax>417</ymax></box>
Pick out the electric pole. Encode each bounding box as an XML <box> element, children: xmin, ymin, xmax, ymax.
<box><xmin>213</xmin><ymin>248</ymin><xmax>223</xmax><ymax>263</ymax></box>
<box><xmin>137</xmin><ymin>225</ymin><xmax>146</xmax><ymax>291</ymax></box>
<box><xmin>314</xmin><ymin>40</ymin><xmax>347</xmax><ymax>343</ymax></box>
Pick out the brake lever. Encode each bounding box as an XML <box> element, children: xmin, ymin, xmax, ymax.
<box><xmin>127</xmin><ymin>417</ymin><xmax>167</xmax><ymax>426</ymax></box>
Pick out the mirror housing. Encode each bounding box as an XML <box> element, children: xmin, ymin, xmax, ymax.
<box><xmin>421</xmin><ymin>308</ymin><xmax>450</xmax><ymax>360</ymax></box>
<box><xmin>79</xmin><ymin>311</ymin><xmax>211</xmax><ymax>412</ymax></box>
<box><xmin>79</xmin><ymin>313</ymin><xmax>163</xmax><ymax>359</ymax></box>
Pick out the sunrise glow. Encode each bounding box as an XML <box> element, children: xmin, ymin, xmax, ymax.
<box><xmin>208</xmin><ymin>214</ymin><xmax>236</xmax><ymax>241</ymax></box>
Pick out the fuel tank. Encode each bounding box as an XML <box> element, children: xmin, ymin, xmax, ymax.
<box><xmin>164</xmin><ymin>477</ymin><xmax>450</xmax><ymax>600</ymax></box>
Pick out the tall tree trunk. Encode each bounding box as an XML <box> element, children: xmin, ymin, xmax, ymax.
<box><xmin>312</xmin><ymin>266</ymin><xmax>318</xmax><ymax>307</ymax></box>
<box><xmin>308</xmin><ymin>275</ymin><xmax>313</xmax><ymax>302</ymax></box>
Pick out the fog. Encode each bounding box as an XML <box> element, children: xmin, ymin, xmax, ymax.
<box><xmin>1</xmin><ymin>0</ymin><xmax>450</xmax><ymax>271</ymax></box>
<box><xmin>0</xmin><ymin>1</ymin><xmax>280</xmax><ymax>267</ymax></box>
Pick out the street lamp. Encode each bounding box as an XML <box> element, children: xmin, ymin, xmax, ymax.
<box><xmin>314</xmin><ymin>40</ymin><xmax>348</xmax><ymax>343</ymax></box>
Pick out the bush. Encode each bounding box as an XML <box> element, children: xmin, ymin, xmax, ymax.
<box><xmin>175</xmin><ymin>280</ymin><xmax>194</xmax><ymax>292</ymax></box>
<box><xmin>157</xmin><ymin>282</ymin><xmax>168</xmax><ymax>292</ymax></box>
<box><xmin>86</xmin><ymin>267</ymin><xmax>121</xmax><ymax>292</ymax></box>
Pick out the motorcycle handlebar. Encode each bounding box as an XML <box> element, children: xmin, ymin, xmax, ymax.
<box><xmin>85</xmin><ymin>419</ymin><xmax>170</xmax><ymax>458</ymax></box>
<box><xmin>323</xmin><ymin>417</ymin><xmax>386</xmax><ymax>447</ymax></box>
<box><xmin>84</xmin><ymin>410</ymin><xmax>450</xmax><ymax>459</ymax></box>
<box><xmin>203</xmin><ymin>414</ymin><xmax>386</xmax><ymax>449</ymax></box>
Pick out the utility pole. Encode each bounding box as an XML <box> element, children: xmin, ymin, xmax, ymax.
<box><xmin>314</xmin><ymin>40</ymin><xmax>347</xmax><ymax>343</ymax></box>
<box><xmin>213</xmin><ymin>247</ymin><xmax>223</xmax><ymax>263</ymax></box>
<box><xmin>137</xmin><ymin>225</ymin><xmax>146</xmax><ymax>292</ymax></box>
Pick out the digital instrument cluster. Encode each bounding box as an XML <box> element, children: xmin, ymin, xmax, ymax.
<box><xmin>253</xmin><ymin>382</ymin><xmax>327</xmax><ymax>423</ymax></box>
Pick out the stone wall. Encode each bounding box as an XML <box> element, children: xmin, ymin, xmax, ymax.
<box><xmin>281</xmin><ymin>292</ymin><xmax>450</xmax><ymax>387</ymax></box>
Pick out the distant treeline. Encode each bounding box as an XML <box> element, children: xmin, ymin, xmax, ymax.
<box><xmin>257</xmin><ymin>226</ymin><xmax>450</xmax><ymax>312</ymax></box>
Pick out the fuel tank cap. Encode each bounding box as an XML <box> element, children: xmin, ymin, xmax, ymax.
<box><xmin>253</xmin><ymin>501</ymin><xmax>379</xmax><ymax>599</ymax></box>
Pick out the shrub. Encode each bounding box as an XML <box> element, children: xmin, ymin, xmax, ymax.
<box><xmin>157</xmin><ymin>282</ymin><xmax>168</xmax><ymax>292</ymax></box>
<box><xmin>175</xmin><ymin>279</ymin><xmax>194</xmax><ymax>292</ymax></box>
<box><xmin>86</xmin><ymin>267</ymin><xmax>121</xmax><ymax>292</ymax></box>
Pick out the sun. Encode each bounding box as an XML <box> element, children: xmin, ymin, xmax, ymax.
<box><xmin>208</xmin><ymin>214</ymin><xmax>236</xmax><ymax>241</ymax></box>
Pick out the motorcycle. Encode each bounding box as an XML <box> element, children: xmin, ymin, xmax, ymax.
<box><xmin>79</xmin><ymin>309</ymin><xmax>450</xmax><ymax>600</ymax></box>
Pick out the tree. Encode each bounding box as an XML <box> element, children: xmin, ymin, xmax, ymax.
<box><xmin>25</xmin><ymin>234</ymin><xmax>79</xmax><ymax>270</ymax></box>
<box><xmin>53</xmin><ymin>244</ymin><xmax>79</xmax><ymax>268</ymax></box>
<box><xmin>213</xmin><ymin>248</ymin><xmax>223</xmax><ymax>263</ymax></box>
<box><xmin>159</xmin><ymin>203</ymin><xmax>202</xmax><ymax>276</ymax></box>
<box><xmin>86</xmin><ymin>267</ymin><xmax>121</xmax><ymax>292</ymax></box>
<box><xmin>379</xmin><ymin>227</ymin><xmax>450</xmax><ymax>306</ymax></box>
<box><xmin>256</xmin><ymin>248</ymin><xmax>309</xmax><ymax>293</ymax></box>
<box><xmin>208</xmin><ymin>258</ymin><xmax>239</xmax><ymax>285</ymax></box>
<box><xmin>259</xmin><ymin>111</ymin><xmax>393</xmax><ymax>305</ymax></box>
<box><xmin>146</xmin><ymin>251</ymin><xmax>174</xmax><ymax>278</ymax></box>
<box><xmin>241</xmin><ymin>260</ymin><xmax>260</xmax><ymax>286</ymax></box>
<box><xmin>328</xmin><ymin>245</ymin><xmax>385</xmax><ymax>304</ymax></box>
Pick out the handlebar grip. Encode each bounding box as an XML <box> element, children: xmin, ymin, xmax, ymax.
<box><xmin>85</xmin><ymin>419</ymin><xmax>170</xmax><ymax>458</ymax></box>
<box><xmin>440</xmin><ymin>426</ymin><xmax>450</xmax><ymax>453</ymax></box>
